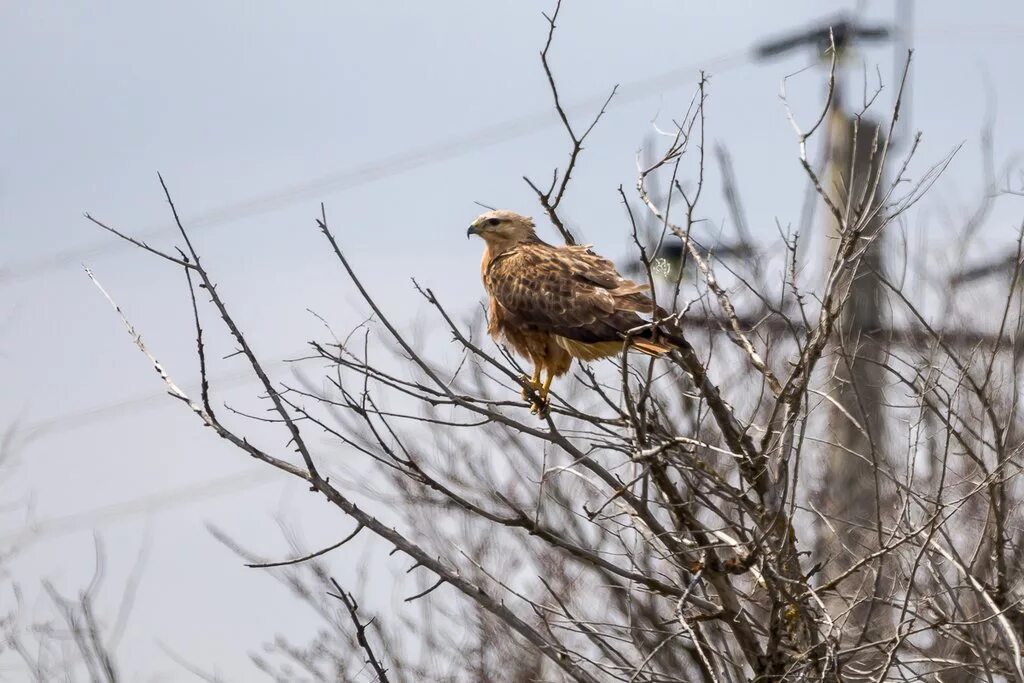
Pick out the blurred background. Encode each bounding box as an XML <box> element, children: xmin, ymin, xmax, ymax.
<box><xmin>2</xmin><ymin>1</ymin><xmax>1022</xmax><ymax>679</ymax></box>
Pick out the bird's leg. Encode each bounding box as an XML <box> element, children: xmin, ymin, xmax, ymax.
<box><xmin>520</xmin><ymin>366</ymin><xmax>542</xmax><ymax>400</ymax></box>
<box><xmin>530</xmin><ymin>372</ymin><xmax>555</xmax><ymax>418</ymax></box>
<box><xmin>540</xmin><ymin>373</ymin><xmax>554</xmax><ymax>401</ymax></box>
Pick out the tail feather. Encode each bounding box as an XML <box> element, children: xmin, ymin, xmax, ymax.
<box><xmin>630</xmin><ymin>336</ymin><xmax>679</xmax><ymax>357</ymax></box>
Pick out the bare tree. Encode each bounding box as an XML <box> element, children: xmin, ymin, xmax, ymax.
<box><xmin>80</xmin><ymin>8</ymin><xmax>1024</xmax><ymax>683</ymax></box>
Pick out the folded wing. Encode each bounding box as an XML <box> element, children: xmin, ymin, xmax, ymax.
<box><xmin>486</xmin><ymin>243</ymin><xmax>666</xmax><ymax>347</ymax></box>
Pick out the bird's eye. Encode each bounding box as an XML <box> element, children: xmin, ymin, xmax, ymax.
<box><xmin>487</xmin><ymin>217</ymin><xmax>501</xmax><ymax>226</ymax></box>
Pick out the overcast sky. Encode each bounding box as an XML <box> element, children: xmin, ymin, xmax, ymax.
<box><xmin>2</xmin><ymin>1</ymin><xmax>1023</xmax><ymax>679</ymax></box>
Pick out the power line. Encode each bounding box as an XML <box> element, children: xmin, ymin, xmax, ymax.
<box><xmin>14</xmin><ymin>361</ymin><xmax>283</xmax><ymax>448</ymax></box>
<box><xmin>0</xmin><ymin>49</ymin><xmax>749</xmax><ymax>288</ymax></box>
<box><xmin>0</xmin><ymin>469</ymin><xmax>279</xmax><ymax>548</ymax></box>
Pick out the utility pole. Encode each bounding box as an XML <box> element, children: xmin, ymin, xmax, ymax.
<box><xmin>756</xmin><ymin>15</ymin><xmax>895</xmax><ymax>678</ymax></box>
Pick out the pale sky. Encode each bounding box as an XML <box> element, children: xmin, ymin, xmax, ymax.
<box><xmin>2</xmin><ymin>1</ymin><xmax>1023</xmax><ymax>679</ymax></box>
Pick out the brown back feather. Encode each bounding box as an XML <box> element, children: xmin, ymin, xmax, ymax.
<box><xmin>484</xmin><ymin>242</ymin><xmax>672</xmax><ymax>346</ymax></box>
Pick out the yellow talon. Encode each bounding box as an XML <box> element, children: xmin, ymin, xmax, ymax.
<box><xmin>529</xmin><ymin>372</ymin><xmax>553</xmax><ymax>418</ymax></box>
<box><xmin>520</xmin><ymin>368</ymin><xmax>552</xmax><ymax>417</ymax></box>
<box><xmin>520</xmin><ymin>367</ymin><xmax>542</xmax><ymax>400</ymax></box>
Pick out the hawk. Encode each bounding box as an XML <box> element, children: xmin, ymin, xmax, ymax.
<box><xmin>467</xmin><ymin>209</ymin><xmax>682</xmax><ymax>415</ymax></box>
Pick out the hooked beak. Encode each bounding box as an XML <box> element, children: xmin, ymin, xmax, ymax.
<box><xmin>467</xmin><ymin>224</ymin><xmax>481</xmax><ymax>239</ymax></box>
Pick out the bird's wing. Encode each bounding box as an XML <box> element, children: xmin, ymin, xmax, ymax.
<box><xmin>563</xmin><ymin>245</ymin><xmax>655</xmax><ymax>307</ymax></box>
<box><xmin>486</xmin><ymin>244</ymin><xmax>654</xmax><ymax>343</ymax></box>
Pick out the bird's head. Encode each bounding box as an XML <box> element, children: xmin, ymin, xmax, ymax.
<box><xmin>467</xmin><ymin>210</ymin><xmax>537</xmax><ymax>248</ymax></box>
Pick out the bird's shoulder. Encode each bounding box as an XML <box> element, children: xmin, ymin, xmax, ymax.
<box><xmin>486</xmin><ymin>241</ymin><xmax>564</xmax><ymax>278</ymax></box>
<box><xmin>487</xmin><ymin>241</ymin><xmax>645</xmax><ymax>294</ymax></box>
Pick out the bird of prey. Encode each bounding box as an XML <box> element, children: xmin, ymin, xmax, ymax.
<box><xmin>467</xmin><ymin>209</ymin><xmax>683</xmax><ymax>416</ymax></box>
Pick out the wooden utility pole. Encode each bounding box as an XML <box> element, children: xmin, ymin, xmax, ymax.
<box><xmin>757</xmin><ymin>18</ymin><xmax>895</xmax><ymax>678</ymax></box>
<box><xmin>817</xmin><ymin>108</ymin><xmax>895</xmax><ymax>679</ymax></box>
<box><xmin>821</xmin><ymin>99</ymin><xmax>889</xmax><ymax>563</ymax></box>
<box><xmin>756</xmin><ymin>18</ymin><xmax>893</xmax><ymax>554</ymax></box>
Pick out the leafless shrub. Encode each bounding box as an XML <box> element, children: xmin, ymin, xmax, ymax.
<box><xmin>1</xmin><ymin>537</ymin><xmax>145</xmax><ymax>683</ymax></box>
<box><xmin>81</xmin><ymin>9</ymin><xmax>1024</xmax><ymax>683</ymax></box>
